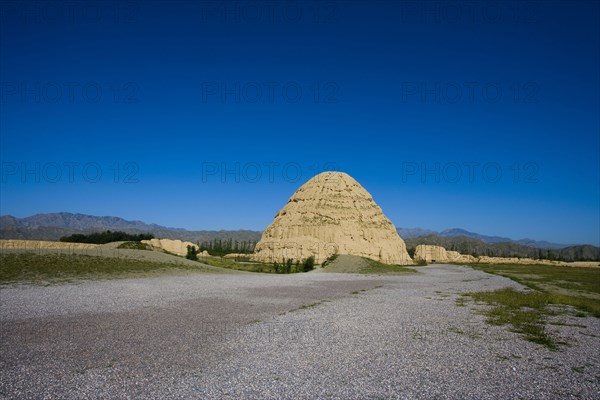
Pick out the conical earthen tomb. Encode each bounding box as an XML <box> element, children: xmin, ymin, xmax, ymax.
<box><xmin>252</xmin><ymin>171</ymin><xmax>413</xmax><ymax>265</ymax></box>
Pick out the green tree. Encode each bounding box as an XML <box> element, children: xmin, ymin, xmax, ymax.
<box><xmin>186</xmin><ymin>245</ymin><xmax>198</xmax><ymax>261</ymax></box>
<box><xmin>303</xmin><ymin>256</ymin><xmax>315</xmax><ymax>272</ymax></box>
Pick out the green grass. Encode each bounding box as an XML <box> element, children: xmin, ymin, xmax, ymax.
<box><xmin>321</xmin><ymin>254</ymin><xmax>338</xmax><ymax>267</ymax></box>
<box><xmin>299</xmin><ymin>302</ymin><xmax>322</xmax><ymax>309</ymax></box>
<box><xmin>288</xmin><ymin>299</ymin><xmax>331</xmax><ymax>313</ymax></box>
<box><xmin>351</xmin><ymin>286</ymin><xmax>384</xmax><ymax>296</ymax></box>
<box><xmin>198</xmin><ymin>256</ymin><xmax>305</xmax><ymax>274</ymax></box>
<box><xmin>199</xmin><ymin>256</ymin><xmax>266</xmax><ymax>272</ymax></box>
<box><xmin>469</xmin><ymin>263</ymin><xmax>600</xmax><ymax>296</ymax></box>
<box><xmin>468</xmin><ymin>264</ymin><xmax>600</xmax><ymax>317</ymax></box>
<box><xmin>0</xmin><ymin>253</ymin><xmax>214</xmax><ymax>284</ymax></box>
<box><xmin>361</xmin><ymin>258</ymin><xmax>415</xmax><ymax>274</ymax></box>
<box><xmin>463</xmin><ymin>288</ymin><xmax>559</xmax><ymax>349</ymax></box>
<box><xmin>461</xmin><ymin>263</ymin><xmax>600</xmax><ymax>349</ymax></box>
<box><xmin>117</xmin><ymin>241</ymin><xmax>152</xmax><ymax>250</ymax></box>
<box><xmin>321</xmin><ymin>255</ymin><xmax>416</xmax><ymax>274</ymax></box>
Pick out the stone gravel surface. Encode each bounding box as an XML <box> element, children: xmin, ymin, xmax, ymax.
<box><xmin>1</xmin><ymin>265</ymin><xmax>598</xmax><ymax>399</ymax></box>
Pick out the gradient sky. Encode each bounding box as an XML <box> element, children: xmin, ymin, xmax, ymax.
<box><xmin>1</xmin><ymin>0</ymin><xmax>598</xmax><ymax>245</ymax></box>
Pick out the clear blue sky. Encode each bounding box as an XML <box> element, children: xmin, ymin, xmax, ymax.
<box><xmin>1</xmin><ymin>0</ymin><xmax>598</xmax><ymax>245</ymax></box>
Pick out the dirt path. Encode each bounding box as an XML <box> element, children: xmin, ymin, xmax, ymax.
<box><xmin>1</xmin><ymin>265</ymin><xmax>598</xmax><ymax>399</ymax></box>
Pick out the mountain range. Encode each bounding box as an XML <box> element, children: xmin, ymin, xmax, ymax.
<box><xmin>397</xmin><ymin>228</ymin><xmax>568</xmax><ymax>249</ymax></box>
<box><xmin>0</xmin><ymin>213</ymin><xmax>261</xmax><ymax>243</ymax></box>
<box><xmin>1</xmin><ymin>213</ymin><xmax>596</xmax><ymax>261</ymax></box>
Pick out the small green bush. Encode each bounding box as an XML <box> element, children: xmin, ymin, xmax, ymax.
<box><xmin>117</xmin><ymin>241</ymin><xmax>151</xmax><ymax>250</ymax></box>
<box><xmin>303</xmin><ymin>256</ymin><xmax>315</xmax><ymax>272</ymax></box>
<box><xmin>186</xmin><ymin>245</ymin><xmax>198</xmax><ymax>261</ymax></box>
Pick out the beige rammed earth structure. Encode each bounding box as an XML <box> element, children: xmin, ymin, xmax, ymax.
<box><xmin>413</xmin><ymin>245</ymin><xmax>477</xmax><ymax>263</ymax></box>
<box><xmin>0</xmin><ymin>239</ymin><xmax>99</xmax><ymax>249</ymax></box>
<box><xmin>474</xmin><ymin>256</ymin><xmax>599</xmax><ymax>267</ymax></box>
<box><xmin>413</xmin><ymin>245</ymin><xmax>447</xmax><ymax>263</ymax></box>
<box><xmin>413</xmin><ymin>244</ymin><xmax>600</xmax><ymax>267</ymax></box>
<box><xmin>251</xmin><ymin>171</ymin><xmax>413</xmax><ymax>265</ymax></box>
<box><xmin>141</xmin><ymin>238</ymin><xmax>200</xmax><ymax>257</ymax></box>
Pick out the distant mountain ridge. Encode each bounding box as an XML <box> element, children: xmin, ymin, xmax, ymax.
<box><xmin>397</xmin><ymin>227</ymin><xmax>569</xmax><ymax>249</ymax></box>
<box><xmin>1</xmin><ymin>213</ymin><xmax>596</xmax><ymax>261</ymax></box>
<box><xmin>1</xmin><ymin>213</ymin><xmax>178</xmax><ymax>231</ymax></box>
<box><xmin>403</xmin><ymin>235</ymin><xmax>599</xmax><ymax>263</ymax></box>
<box><xmin>0</xmin><ymin>213</ymin><xmax>261</xmax><ymax>243</ymax></box>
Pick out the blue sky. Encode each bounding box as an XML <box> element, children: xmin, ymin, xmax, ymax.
<box><xmin>1</xmin><ymin>0</ymin><xmax>598</xmax><ymax>245</ymax></box>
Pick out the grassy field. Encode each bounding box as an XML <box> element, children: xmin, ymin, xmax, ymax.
<box><xmin>361</xmin><ymin>259</ymin><xmax>417</xmax><ymax>274</ymax></box>
<box><xmin>321</xmin><ymin>255</ymin><xmax>416</xmax><ymax>274</ymax></box>
<box><xmin>198</xmin><ymin>254</ymin><xmax>416</xmax><ymax>275</ymax></box>
<box><xmin>199</xmin><ymin>256</ymin><xmax>310</xmax><ymax>274</ymax></box>
<box><xmin>116</xmin><ymin>241</ymin><xmax>152</xmax><ymax>250</ymax></box>
<box><xmin>200</xmin><ymin>256</ymin><xmax>271</xmax><ymax>273</ymax></box>
<box><xmin>470</xmin><ymin>263</ymin><xmax>600</xmax><ymax>298</ymax></box>
<box><xmin>0</xmin><ymin>249</ymin><xmax>348</xmax><ymax>284</ymax></box>
<box><xmin>0</xmin><ymin>253</ymin><xmax>222</xmax><ymax>285</ymax></box>
<box><xmin>460</xmin><ymin>263</ymin><xmax>600</xmax><ymax>349</ymax></box>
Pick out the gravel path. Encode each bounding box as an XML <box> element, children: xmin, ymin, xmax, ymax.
<box><xmin>1</xmin><ymin>265</ymin><xmax>598</xmax><ymax>399</ymax></box>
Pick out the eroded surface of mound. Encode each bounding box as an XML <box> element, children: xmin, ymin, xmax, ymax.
<box><xmin>252</xmin><ymin>172</ymin><xmax>412</xmax><ymax>264</ymax></box>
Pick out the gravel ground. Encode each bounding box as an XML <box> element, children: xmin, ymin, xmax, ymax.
<box><xmin>1</xmin><ymin>264</ymin><xmax>598</xmax><ymax>399</ymax></box>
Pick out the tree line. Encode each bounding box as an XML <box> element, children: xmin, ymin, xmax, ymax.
<box><xmin>198</xmin><ymin>238</ymin><xmax>257</xmax><ymax>256</ymax></box>
<box><xmin>60</xmin><ymin>230</ymin><xmax>154</xmax><ymax>244</ymax></box>
<box><xmin>272</xmin><ymin>256</ymin><xmax>315</xmax><ymax>273</ymax></box>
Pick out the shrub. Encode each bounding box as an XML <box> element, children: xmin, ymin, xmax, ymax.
<box><xmin>117</xmin><ymin>241</ymin><xmax>151</xmax><ymax>250</ymax></box>
<box><xmin>303</xmin><ymin>256</ymin><xmax>315</xmax><ymax>272</ymax></box>
<box><xmin>186</xmin><ymin>245</ymin><xmax>198</xmax><ymax>261</ymax></box>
